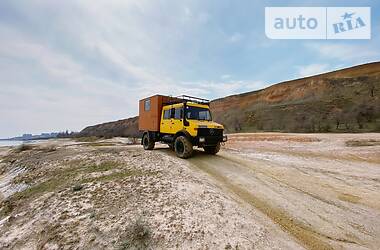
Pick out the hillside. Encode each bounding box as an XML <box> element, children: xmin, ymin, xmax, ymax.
<box><xmin>79</xmin><ymin>62</ymin><xmax>380</xmax><ymax>137</ymax></box>
<box><xmin>211</xmin><ymin>62</ymin><xmax>380</xmax><ymax>133</ymax></box>
<box><xmin>79</xmin><ymin>116</ymin><xmax>139</xmax><ymax>138</ymax></box>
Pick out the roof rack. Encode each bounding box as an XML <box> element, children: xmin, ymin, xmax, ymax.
<box><xmin>164</xmin><ymin>95</ymin><xmax>210</xmax><ymax>105</ymax></box>
<box><xmin>176</xmin><ymin>95</ymin><xmax>210</xmax><ymax>104</ymax></box>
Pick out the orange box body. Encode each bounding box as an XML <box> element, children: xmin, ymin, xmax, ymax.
<box><xmin>139</xmin><ymin>95</ymin><xmax>179</xmax><ymax>132</ymax></box>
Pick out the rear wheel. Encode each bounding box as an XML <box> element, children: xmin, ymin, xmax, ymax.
<box><xmin>142</xmin><ymin>133</ymin><xmax>155</xmax><ymax>150</ymax></box>
<box><xmin>174</xmin><ymin>136</ymin><xmax>193</xmax><ymax>158</ymax></box>
<box><xmin>204</xmin><ymin>143</ymin><xmax>220</xmax><ymax>155</ymax></box>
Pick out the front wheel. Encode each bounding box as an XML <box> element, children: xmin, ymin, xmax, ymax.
<box><xmin>142</xmin><ymin>133</ymin><xmax>155</xmax><ymax>150</ymax></box>
<box><xmin>174</xmin><ymin>136</ymin><xmax>193</xmax><ymax>158</ymax></box>
<box><xmin>204</xmin><ymin>143</ymin><xmax>221</xmax><ymax>155</ymax></box>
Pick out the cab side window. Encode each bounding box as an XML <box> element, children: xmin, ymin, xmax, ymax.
<box><xmin>163</xmin><ymin>109</ymin><xmax>171</xmax><ymax>119</ymax></box>
<box><xmin>174</xmin><ymin>108</ymin><xmax>183</xmax><ymax>119</ymax></box>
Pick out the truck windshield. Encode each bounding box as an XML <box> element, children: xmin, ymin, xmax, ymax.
<box><xmin>185</xmin><ymin>106</ymin><xmax>212</xmax><ymax>121</ymax></box>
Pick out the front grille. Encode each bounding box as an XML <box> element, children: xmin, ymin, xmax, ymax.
<box><xmin>197</xmin><ymin>128</ymin><xmax>223</xmax><ymax>145</ymax></box>
<box><xmin>197</xmin><ymin>128</ymin><xmax>223</xmax><ymax>137</ymax></box>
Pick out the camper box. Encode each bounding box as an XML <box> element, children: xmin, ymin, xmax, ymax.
<box><xmin>138</xmin><ymin>95</ymin><xmax>178</xmax><ymax>132</ymax></box>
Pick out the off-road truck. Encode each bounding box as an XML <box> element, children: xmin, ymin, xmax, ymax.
<box><xmin>139</xmin><ymin>95</ymin><xmax>227</xmax><ymax>158</ymax></box>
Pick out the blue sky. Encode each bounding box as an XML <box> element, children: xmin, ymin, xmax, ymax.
<box><xmin>0</xmin><ymin>0</ymin><xmax>379</xmax><ymax>137</ymax></box>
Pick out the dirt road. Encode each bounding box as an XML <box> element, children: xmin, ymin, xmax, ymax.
<box><xmin>185</xmin><ymin>133</ymin><xmax>380</xmax><ymax>250</ymax></box>
<box><xmin>0</xmin><ymin>133</ymin><xmax>379</xmax><ymax>249</ymax></box>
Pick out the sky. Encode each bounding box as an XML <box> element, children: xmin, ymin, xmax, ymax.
<box><xmin>0</xmin><ymin>0</ymin><xmax>379</xmax><ymax>138</ymax></box>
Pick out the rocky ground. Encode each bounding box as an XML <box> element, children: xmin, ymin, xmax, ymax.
<box><xmin>0</xmin><ymin>134</ymin><xmax>379</xmax><ymax>250</ymax></box>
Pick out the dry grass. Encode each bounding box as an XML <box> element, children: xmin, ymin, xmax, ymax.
<box><xmin>1</xmin><ymin>160</ymin><xmax>138</xmax><ymax>217</ymax></box>
<box><xmin>228</xmin><ymin>134</ymin><xmax>321</xmax><ymax>143</ymax></box>
<box><xmin>38</xmin><ymin>145</ymin><xmax>57</xmax><ymax>152</ymax></box>
<box><xmin>81</xmin><ymin>170</ymin><xmax>140</xmax><ymax>184</ymax></box>
<box><xmin>14</xmin><ymin>144</ymin><xmax>34</xmax><ymax>152</ymax></box>
<box><xmin>74</xmin><ymin>136</ymin><xmax>99</xmax><ymax>142</ymax></box>
<box><xmin>338</xmin><ymin>193</ymin><xmax>361</xmax><ymax>204</ymax></box>
<box><xmin>345</xmin><ymin>139</ymin><xmax>380</xmax><ymax>147</ymax></box>
<box><xmin>86</xmin><ymin>142</ymin><xmax>119</xmax><ymax>147</ymax></box>
<box><xmin>0</xmin><ymin>200</ymin><xmax>14</xmax><ymax>217</ymax></box>
<box><xmin>82</xmin><ymin>161</ymin><xmax>121</xmax><ymax>172</ymax></box>
<box><xmin>129</xmin><ymin>138</ymin><xmax>139</xmax><ymax>145</ymax></box>
<box><xmin>118</xmin><ymin>216</ymin><xmax>152</xmax><ymax>249</ymax></box>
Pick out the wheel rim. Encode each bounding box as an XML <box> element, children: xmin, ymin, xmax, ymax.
<box><xmin>176</xmin><ymin>140</ymin><xmax>184</xmax><ymax>154</ymax></box>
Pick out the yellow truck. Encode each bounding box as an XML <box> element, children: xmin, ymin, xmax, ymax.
<box><xmin>139</xmin><ymin>95</ymin><xmax>227</xmax><ymax>158</ymax></box>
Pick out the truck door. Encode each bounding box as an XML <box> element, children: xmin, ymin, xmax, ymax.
<box><xmin>171</xmin><ymin>106</ymin><xmax>183</xmax><ymax>133</ymax></box>
<box><xmin>160</xmin><ymin>107</ymin><xmax>172</xmax><ymax>134</ymax></box>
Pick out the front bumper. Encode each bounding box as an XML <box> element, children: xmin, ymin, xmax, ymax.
<box><xmin>195</xmin><ymin>128</ymin><xmax>226</xmax><ymax>146</ymax></box>
<box><xmin>197</xmin><ymin>134</ymin><xmax>227</xmax><ymax>146</ymax></box>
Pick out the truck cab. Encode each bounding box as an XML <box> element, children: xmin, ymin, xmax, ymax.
<box><xmin>139</xmin><ymin>95</ymin><xmax>227</xmax><ymax>158</ymax></box>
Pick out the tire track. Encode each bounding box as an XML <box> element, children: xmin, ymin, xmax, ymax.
<box><xmin>188</xmin><ymin>153</ymin><xmax>335</xmax><ymax>250</ymax></box>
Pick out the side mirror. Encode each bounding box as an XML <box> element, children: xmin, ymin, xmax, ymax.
<box><xmin>183</xmin><ymin>104</ymin><xmax>189</xmax><ymax>126</ymax></box>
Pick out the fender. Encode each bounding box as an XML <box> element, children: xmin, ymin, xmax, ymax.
<box><xmin>174</xmin><ymin>130</ymin><xmax>192</xmax><ymax>140</ymax></box>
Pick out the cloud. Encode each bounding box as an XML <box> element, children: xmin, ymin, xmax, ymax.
<box><xmin>220</xmin><ymin>74</ymin><xmax>231</xmax><ymax>79</ymax></box>
<box><xmin>0</xmin><ymin>1</ymin><xmax>201</xmax><ymax>137</ymax></box>
<box><xmin>180</xmin><ymin>80</ymin><xmax>266</xmax><ymax>99</ymax></box>
<box><xmin>228</xmin><ymin>32</ymin><xmax>244</xmax><ymax>43</ymax></box>
<box><xmin>297</xmin><ymin>64</ymin><xmax>329</xmax><ymax>77</ymax></box>
<box><xmin>0</xmin><ymin>23</ymin><xmax>145</xmax><ymax>136</ymax></box>
<box><xmin>306</xmin><ymin>43</ymin><xmax>380</xmax><ymax>62</ymax></box>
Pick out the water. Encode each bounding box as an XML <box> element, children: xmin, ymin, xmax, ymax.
<box><xmin>0</xmin><ymin>140</ymin><xmax>28</xmax><ymax>147</ymax></box>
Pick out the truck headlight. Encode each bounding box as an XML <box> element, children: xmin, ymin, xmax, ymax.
<box><xmin>199</xmin><ymin>137</ymin><xmax>205</xmax><ymax>143</ymax></box>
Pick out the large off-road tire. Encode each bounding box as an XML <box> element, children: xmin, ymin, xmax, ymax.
<box><xmin>174</xmin><ymin>136</ymin><xmax>193</xmax><ymax>158</ymax></box>
<box><xmin>142</xmin><ymin>133</ymin><xmax>155</xmax><ymax>150</ymax></box>
<box><xmin>203</xmin><ymin>142</ymin><xmax>221</xmax><ymax>155</ymax></box>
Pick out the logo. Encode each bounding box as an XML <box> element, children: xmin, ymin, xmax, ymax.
<box><xmin>327</xmin><ymin>7</ymin><xmax>371</xmax><ymax>39</ymax></box>
<box><xmin>333</xmin><ymin>12</ymin><xmax>365</xmax><ymax>34</ymax></box>
<box><xmin>265</xmin><ymin>7</ymin><xmax>371</xmax><ymax>39</ymax></box>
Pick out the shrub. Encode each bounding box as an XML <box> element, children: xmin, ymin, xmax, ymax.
<box><xmin>14</xmin><ymin>143</ymin><xmax>34</xmax><ymax>152</ymax></box>
<box><xmin>40</xmin><ymin>145</ymin><xmax>57</xmax><ymax>152</ymax></box>
<box><xmin>119</xmin><ymin>217</ymin><xmax>151</xmax><ymax>249</ymax></box>
<box><xmin>72</xmin><ymin>184</ymin><xmax>83</xmax><ymax>192</ymax></box>
<box><xmin>130</xmin><ymin>138</ymin><xmax>139</xmax><ymax>145</ymax></box>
